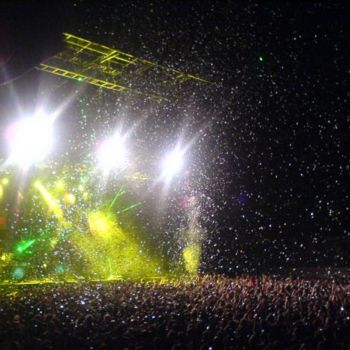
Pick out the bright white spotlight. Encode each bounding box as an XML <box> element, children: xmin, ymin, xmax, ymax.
<box><xmin>5</xmin><ymin>114</ymin><xmax>54</xmax><ymax>169</ymax></box>
<box><xmin>161</xmin><ymin>146</ymin><xmax>186</xmax><ymax>182</ymax></box>
<box><xmin>97</xmin><ymin>132</ymin><xmax>128</xmax><ymax>175</ymax></box>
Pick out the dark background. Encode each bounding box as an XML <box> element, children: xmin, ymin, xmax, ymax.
<box><xmin>0</xmin><ymin>0</ymin><xmax>349</xmax><ymax>274</ymax></box>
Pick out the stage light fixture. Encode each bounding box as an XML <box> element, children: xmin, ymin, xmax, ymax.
<box><xmin>161</xmin><ymin>146</ymin><xmax>186</xmax><ymax>182</ymax></box>
<box><xmin>5</xmin><ymin>113</ymin><xmax>54</xmax><ymax>169</ymax></box>
<box><xmin>97</xmin><ymin>132</ymin><xmax>128</xmax><ymax>175</ymax></box>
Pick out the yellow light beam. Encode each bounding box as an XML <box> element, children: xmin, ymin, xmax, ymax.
<box><xmin>183</xmin><ymin>244</ymin><xmax>201</xmax><ymax>275</ymax></box>
<box><xmin>34</xmin><ymin>181</ymin><xmax>68</xmax><ymax>227</ymax></box>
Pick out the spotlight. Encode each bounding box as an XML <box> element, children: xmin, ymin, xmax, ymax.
<box><xmin>161</xmin><ymin>146</ymin><xmax>186</xmax><ymax>182</ymax></box>
<box><xmin>97</xmin><ymin>132</ymin><xmax>128</xmax><ymax>175</ymax></box>
<box><xmin>5</xmin><ymin>113</ymin><xmax>54</xmax><ymax>169</ymax></box>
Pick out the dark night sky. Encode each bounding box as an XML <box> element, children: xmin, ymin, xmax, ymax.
<box><xmin>1</xmin><ymin>1</ymin><xmax>349</xmax><ymax>273</ymax></box>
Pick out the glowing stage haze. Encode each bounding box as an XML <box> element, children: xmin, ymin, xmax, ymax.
<box><xmin>0</xmin><ymin>118</ymin><xmax>201</xmax><ymax>283</ymax></box>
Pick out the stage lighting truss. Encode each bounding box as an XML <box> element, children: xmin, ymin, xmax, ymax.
<box><xmin>37</xmin><ymin>33</ymin><xmax>208</xmax><ymax>101</ymax></box>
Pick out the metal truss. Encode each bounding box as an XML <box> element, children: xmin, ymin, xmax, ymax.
<box><xmin>37</xmin><ymin>33</ymin><xmax>208</xmax><ymax>100</ymax></box>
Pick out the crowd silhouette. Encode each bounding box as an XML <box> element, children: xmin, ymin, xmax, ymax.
<box><xmin>1</xmin><ymin>275</ymin><xmax>349</xmax><ymax>349</ymax></box>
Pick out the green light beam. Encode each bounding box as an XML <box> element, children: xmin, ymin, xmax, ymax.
<box><xmin>117</xmin><ymin>202</ymin><xmax>141</xmax><ymax>214</ymax></box>
<box><xmin>16</xmin><ymin>239</ymin><xmax>36</xmax><ymax>254</ymax></box>
<box><xmin>109</xmin><ymin>186</ymin><xmax>126</xmax><ymax>209</ymax></box>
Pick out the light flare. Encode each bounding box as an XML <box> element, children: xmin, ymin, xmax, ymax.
<box><xmin>161</xmin><ymin>146</ymin><xmax>186</xmax><ymax>183</ymax></box>
<box><xmin>5</xmin><ymin>112</ymin><xmax>55</xmax><ymax>169</ymax></box>
<box><xmin>97</xmin><ymin>131</ymin><xmax>128</xmax><ymax>175</ymax></box>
